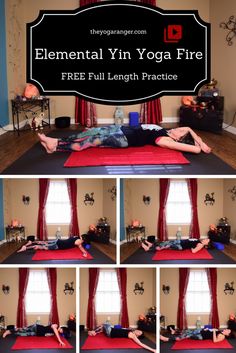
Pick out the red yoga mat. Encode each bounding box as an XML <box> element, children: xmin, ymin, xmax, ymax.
<box><xmin>32</xmin><ymin>248</ymin><xmax>93</xmax><ymax>261</ymax></box>
<box><xmin>64</xmin><ymin>146</ymin><xmax>190</xmax><ymax>167</ymax></box>
<box><xmin>171</xmin><ymin>339</ymin><xmax>233</xmax><ymax>350</ymax></box>
<box><xmin>11</xmin><ymin>336</ymin><xmax>73</xmax><ymax>350</ymax></box>
<box><xmin>152</xmin><ymin>248</ymin><xmax>213</xmax><ymax>261</ymax></box>
<box><xmin>81</xmin><ymin>333</ymin><xmax>142</xmax><ymax>350</ymax></box>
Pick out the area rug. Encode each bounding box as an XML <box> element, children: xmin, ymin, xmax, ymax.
<box><xmin>32</xmin><ymin>248</ymin><xmax>93</xmax><ymax>261</ymax></box>
<box><xmin>64</xmin><ymin>146</ymin><xmax>190</xmax><ymax>167</ymax></box>
<box><xmin>11</xmin><ymin>336</ymin><xmax>73</xmax><ymax>350</ymax></box>
<box><xmin>152</xmin><ymin>248</ymin><xmax>213</xmax><ymax>261</ymax></box>
<box><xmin>171</xmin><ymin>339</ymin><xmax>233</xmax><ymax>349</ymax></box>
<box><xmin>81</xmin><ymin>333</ymin><xmax>142</xmax><ymax>350</ymax></box>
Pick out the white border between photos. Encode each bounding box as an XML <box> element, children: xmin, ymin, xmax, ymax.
<box><xmin>1</xmin><ymin>174</ymin><xmax>236</xmax><ymax>353</ymax></box>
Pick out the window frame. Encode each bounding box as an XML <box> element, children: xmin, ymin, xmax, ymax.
<box><xmin>95</xmin><ymin>269</ymin><xmax>120</xmax><ymax>315</ymax></box>
<box><xmin>25</xmin><ymin>269</ymin><xmax>51</xmax><ymax>315</ymax></box>
<box><xmin>186</xmin><ymin>269</ymin><xmax>210</xmax><ymax>315</ymax></box>
<box><xmin>166</xmin><ymin>179</ymin><xmax>191</xmax><ymax>225</ymax></box>
<box><xmin>46</xmin><ymin>179</ymin><xmax>71</xmax><ymax>225</ymax></box>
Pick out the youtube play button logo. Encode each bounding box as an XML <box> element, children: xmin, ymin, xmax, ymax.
<box><xmin>164</xmin><ymin>25</ymin><xmax>183</xmax><ymax>43</ymax></box>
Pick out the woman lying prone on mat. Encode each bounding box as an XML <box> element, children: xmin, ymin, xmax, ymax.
<box><xmin>160</xmin><ymin>327</ymin><xmax>231</xmax><ymax>343</ymax></box>
<box><xmin>38</xmin><ymin>124</ymin><xmax>211</xmax><ymax>154</ymax></box>
<box><xmin>17</xmin><ymin>236</ymin><xmax>87</xmax><ymax>257</ymax></box>
<box><xmin>141</xmin><ymin>238</ymin><xmax>211</xmax><ymax>254</ymax></box>
<box><xmin>88</xmin><ymin>323</ymin><xmax>156</xmax><ymax>353</ymax></box>
<box><xmin>3</xmin><ymin>324</ymin><xmax>70</xmax><ymax>346</ymax></box>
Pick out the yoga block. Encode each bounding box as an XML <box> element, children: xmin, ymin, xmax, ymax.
<box><xmin>27</xmin><ymin>235</ymin><xmax>35</xmax><ymax>241</ymax></box>
<box><xmin>204</xmin><ymin>325</ymin><xmax>213</xmax><ymax>329</ymax></box>
<box><xmin>114</xmin><ymin>325</ymin><xmax>122</xmax><ymax>329</ymax></box>
<box><xmin>213</xmin><ymin>242</ymin><xmax>225</xmax><ymax>250</ymax></box>
<box><xmin>129</xmin><ymin>112</ymin><xmax>139</xmax><ymax>126</ymax></box>
<box><xmin>167</xmin><ymin>325</ymin><xmax>175</xmax><ymax>332</ymax></box>
<box><xmin>147</xmin><ymin>235</ymin><xmax>156</xmax><ymax>243</ymax></box>
<box><xmin>55</xmin><ymin>116</ymin><xmax>71</xmax><ymax>128</ymax></box>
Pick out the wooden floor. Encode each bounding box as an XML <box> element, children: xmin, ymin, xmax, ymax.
<box><xmin>92</xmin><ymin>241</ymin><xmax>116</xmax><ymax>262</ymax></box>
<box><xmin>120</xmin><ymin>241</ymin><xmax>236</xmax><ymax>263</ymax></box>
<box><xmin>222</xmin><ymin>242</ymin><xmax>236</xmax><ymax>262</ymax></box>
<box><xmin>0</xmin><ymin>240</ymin><xmax>25</xmax><ymax>263</ymax></box>
<box><xmin>144</xmin><ymin>331</ymin><xmax>156</xmax><ymax>344</ymax></box>
<box><xmin>0</xmin><ymin>124</ymin><xmax>236</xmax><ymax>172</ymax></box>
<box><xmin>120</xmin><ymin>242</ymin><xmax>140</xmax><ymax>263</ymax></box>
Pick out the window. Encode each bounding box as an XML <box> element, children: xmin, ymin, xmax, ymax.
<box><xmin>186</xmin><ymin>269</ymin><xmax>210</xmax><ymax>314</ymax></box>
<box><xmin>26</xmin><ymin>269</ymin><xmax>50</xmax><ymax>314</ymax></box>
<box><xmin>46</xmin><ymin>180</ymin><xmax>71</xmax><ymax>224</ymax></box>
<box><xmin>96</xmin><ymin>270</ymin><xmax>120</xmax><ymax>314</ymax></box>
<box><xmin>166</xmin><ymin>180</ymin><xmax>191</xmax><ymax>224</ymax></box>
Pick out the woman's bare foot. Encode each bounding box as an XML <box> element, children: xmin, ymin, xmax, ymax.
<box><xmin>160</xmin><ymin>335</ymin><xmax>169</xmax><ymax>342</ymax></box>
<box><xmin>38</xmin><ymin>133</ymin><xmax>58</xmax><ymax>153</ymax></box>
<box><xmin>141</xmin><ymin>243</ymin><xmax>150</xmax><ymax>252</ymax></box>
<box><xmin>82</xmin><ymin>252</ymin><xmax>88</xmax><ymax>258</ymax></box>
<box><xmin>25</xmin><ymin>240</ymin><xmax>32</xmax><ymax>247</ymax></box>
<box><xmin>156</xmin><ymin>245</ymin><xmax>170</xmax><ymax>251</ymax></box>
<box><xmin>17</xmin><ymin>245</ymin><xmax>27</xmax><ymax>253</ymax></box>
<box><xmin>3</xmin><ymin>330</ymin><xmax>11</xmax><ymax>338</ymax></box>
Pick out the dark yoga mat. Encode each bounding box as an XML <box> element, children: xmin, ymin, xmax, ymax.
<box><xmin>2</xmin><ymin>246</ymin><xmax>115</xmax><ymax>265</ymax></box>
<box><xmin>2</xmin><ymin>130</ymin><xmax>235</xmax><ymax>175</ymax></box>
<box><xmin>122</xmin><ymin>247</ymin><xmax>236</xmax><ymax>264</ymax></box>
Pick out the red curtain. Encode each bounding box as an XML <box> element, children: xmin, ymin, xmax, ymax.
<box><xmin>136</xmin><ymin>1</ymin><xmax>163</xmax><ymax>125</ymax></box>
<box><xmin>177</xmin><ymin>268</ymin><xmax>190</xmax><ymax>330</ymax></box>
<box><xmin>140</xmin><ymin>99</ymin><xmax>163</xmax><ymax>124</ymax></box>
<box><xmin>136</xmin><ymin>0</ymin><xmax>156</xmax><ymax>6</ymax></box>
<box><xmin>157</xmin><ymin>179</ymin><xmax>170</xmax><ymax>241</ymax></box>
<box><xmin>75</xmin><ymin>97</ymin><xmax>97</xmax><ymax>127</ymax></box>
<box><xmin>116</xmin><ymin>268</ymin><xmax>129</xmax><ymax>328</ymax></box>
<box><xmin>206</xmin><ymin>268</ymin><xmax>219</xmax><ymax>328</ymax></box>
<box><xmin>187</xmin><ymin>179</ymin><xmax>200</xmax><ymax>239</ymax></box>
<box><xmin>76</xmin><ymin>0</ymin><xmax>98</xmax><ymax>127</ymax></box>
<box><xmin>17</xmin><ymin>268</ymin><xmax>29</xmax><ymax>328</ymax></box>
<box><xmin>80</xmin><ymin>0</ymin><xmax>99</xmax><ymax>6</ymax></box>
<box><xmin>87</xmin><ymin>268</ymin><xmax>100</xmax><ymax>330</ymax></box>
<box><xmin>37</xmin><ymin>179</ymin><xmax>49</xmax><ymax>240</ymax></box>
<box><xmin>47</xmin><ymin>268</ymin><xmax>60</xmax><ymax>326</ymax></box>
<box><xmin>67</xmin><ymin>179</ymin><xmax>80</xmax><ymax>237</ymax></box>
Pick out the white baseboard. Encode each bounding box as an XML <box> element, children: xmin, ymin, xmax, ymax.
<box><xmin>188</xmin><ymin>325</ymin><xmax>227</xmax><ymax>329</ymax></box>
<box><xmin>0</xmin><ymin>123</ymin><xmax>13</xmax><ymax>135</ymax></box>
<box><xmin>97</xmin><ymin>117</ymin><xmax>179</xmax><ymax>125</ymax></box>
<box><xmin>109</xmin><ymin>238</ymin><xmax>116</xmax><ymax>245</ymax></box>
<box><xmin>98</xmin><ymin>118</ymin><xmax>129</xmax><ymax>124</ymax></box>
<box><xmin>230</xmin><ymin>239</ymin><xmax>236</xmax><ymax>244</ymax></box>
<box><xmin>120</xmin><ymin>239</ymin><xmax>127</xmax><ymax>245</ymax></box>
<box><xmin>1</xmin><ymin>117</ymin><xmax>235</xmax><ymax>134</ymax></box>
<box><xmin>223</xmin><ymin>123</ymin><xmax>236</xmax><ymax>135</ymax></box>
<box><xmin>162</xmin><ymin>117</ymin><xmax>179</xmax><ymax>123</ymax></box>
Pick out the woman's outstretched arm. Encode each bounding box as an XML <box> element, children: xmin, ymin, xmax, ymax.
<box><xmin>180</xmin><ymin>127</ymin><xmax>212</xmax><ymax>153</ymax></box>
<box><xmin>156</xmin><ymin>136</ymin><xmax>202</xmax><ymax>154</ymax></box>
